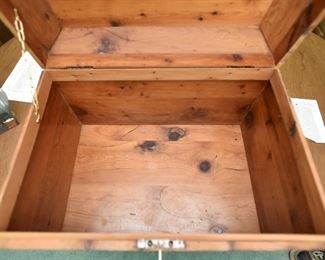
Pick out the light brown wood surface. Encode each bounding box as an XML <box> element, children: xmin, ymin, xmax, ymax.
<box><xmin>47</xmin><ymin>0</ymin><xmax>273</xmax><ymax>27</ymax></box>
<box><xmin>48</xmin><ymin>68</ymin><xmax>274</xmax><ymax>81</ymax></box>
<box><xmin>0</xmin><ymin>37</ymin><xmax>22</xmax><ymax>183</ymax></box>
<box><xmin>261</xmin><ymin>0</ymin><xmax>325</xmax><ymax>63</ymax></box>
<box><xmin>48</xmin><ymin>26</ymin><xmax>273</xmax><ymax>68</ymax></box>
<box><xmin>241</xmin><ymin>84</ymin><xmax>315</xmax><ymax>233</ymax></box>
<box><xmin>270</xmin><ymin>71</ymin><xmax>325</xmax><ymax>233</ymax></box>
<box><xmin>0</xmin><ymin>101</ymin><xmax>31</xmax><ymax>229</ymax></box>
<box><xmin>63</xmin><ymin>125</ymin><xmax>259</xmax><ymax>233</ymax></box>
<box><xmin>280</xmin><ymin>33</ymin><xmax>325</xmax><ymax>189</ymax></box>
<box><xmin>9</xmin><ymin>86</ymin><xmax>81</xmax><ymax>231</ymax></box>
<box><xmin>0</xmin><ymin>39</ymin><xmax>52</xmax><ymax>229</ymax></box>
<box><xmin>0</xmin><ymin>233</ymin><xmax>324</xmax><ymax>251</ymax></box>
<box><xmin>0</xmin><ymin>70</ymin><xmax>323</xmax><ymax>249</ymax></box>
<box><xmin>0</xmin><ymin>0</ymin><xmax>323</xmax><ymax>251</ymax></box>
<box><xmin>56</xmin><ymin>80</ymin><xmax>265</xmax><ymax>125</ymax></box>
<box><xmin>0</xmin><ymin>0</ymin><xmax>61</xmax><ymax>65</ymax></box>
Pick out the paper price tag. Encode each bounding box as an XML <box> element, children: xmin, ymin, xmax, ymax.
<box><xmin>291</xmin><ymin>98</ymin><xmax>325</xmax><ymax>143</ymax></box>
<box><xmin>2</xmin><ymin>51</ymin><xmax>42</xmax><ymax>103</ymax></box>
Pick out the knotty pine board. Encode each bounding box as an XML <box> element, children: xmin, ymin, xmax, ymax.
<box><xmin>63</xmin><ymin>125</ymin><xmax>260</xmax><ymax>233</ymax></box>
<box><xmin>241</xmin><ymin>85</ymin><xmax>316</xmax><ymax>233</ymax></box>
<box><xmin>48</xmin><ymin>26</ymin><xmax>274</xmax><ymax>68</ymax></box>
<box><xmin>9</xmin><ymin>87</ymin><xmax>82</xmax><ymax>231</ymax></box>
<box><xmin>260</xmin><ymin>0</ymin><xmax>324</xmax><ymax>63</ymax></box>
<box><xmin>47</xmin><ymin>0</ymin><xmax>273</xmax><ymax>27</ymax></box>
<box><xmin>56</xmin><ymin>80</ymin><xmax>266</xmax><ymax>125</ymax></box>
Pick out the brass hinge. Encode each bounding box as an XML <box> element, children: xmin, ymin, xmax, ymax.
<box><xmin>226</xmin><ymin>65</ymin><xmax>256</xmax><ymax>68</ymax></box>
<box><xmin>64</xmin><ymin>66</ymin><xmax>94</xmax><ymax>70</ymax></box>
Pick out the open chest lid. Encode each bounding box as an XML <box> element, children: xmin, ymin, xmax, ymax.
<box><xmin>0</xmin><ymin>0</ymin><xmax>324</xmax><ymax>70</ymax></box>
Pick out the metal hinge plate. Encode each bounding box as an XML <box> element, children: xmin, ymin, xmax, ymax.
<box><xmin>137</xmin><ymin>239</ymin><xmax>186</xmax><ymax>250</ymax></box>
<box><xmin>64</xmin><ymin>66</ymin><xmax>94</xmax><ymax>70</ymax></box>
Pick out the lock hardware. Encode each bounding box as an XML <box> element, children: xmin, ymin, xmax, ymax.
<box><xmin>137</xmin><ymin>239</ymin><xmax>185</xmax><ymax>250</ymax></box>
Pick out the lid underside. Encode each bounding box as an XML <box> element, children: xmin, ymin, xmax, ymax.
<box><xmin>0</xmin><ymin>0</ymin><xmax>324</xmax><ymax>69</ymax></box>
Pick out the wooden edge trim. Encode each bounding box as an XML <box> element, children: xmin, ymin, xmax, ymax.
<box><xmin>47</xmin><ymin>68</ymin><xmax>274</xmax><ymax>82</ymax></box>
<box><xmin>270</xmin><ymin>70</ymin><xmax>325</xmax><ymax>232</ymax></box>
<box><xmin>0</xmin><ymin>233</ymin><xmax>324</xmax><ymax>251</ymax></box>
<box><xmin>279</xmin><ymin>3</ymin><xmax>325</xmax><ymax>65</ymax></box>
<box><xmin>0</xmin><ymin>72</ymin><xmax>53</xmax><ymax>230</ymax></box>
<box><xmin>46</xmin><ymin>54</ymin><xmax>275</xmax><ymax>69</ymax></box>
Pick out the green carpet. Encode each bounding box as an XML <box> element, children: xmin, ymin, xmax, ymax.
<box><xmin>0</xmin><ymin>250</ymin><xmax>289</xmax><ymax>260</ymax></box>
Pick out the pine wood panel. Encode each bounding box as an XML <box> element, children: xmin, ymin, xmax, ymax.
<box><xmin>78</xmin><ymin>125</ymin><xmax>244</xmax><ymax>143</ymax></box>
<box><xmin>9</xmin><ymin>87</ymin><xmax>82</xmax><ymax>231</ymax></box>
<box><xmin>241</xmin><ymin>84</ymin><xmax>318</xmax><ymax>233</ymax></box>
<box><xmin>0</xmin><ymin>73</ymin><xmax>52</xmax><ymax>230</ymax></box>
<box><xmin>270</xmin><ymin>71</ymin><xmax>325</xmax><ymax>233</ymax></box>
<box><xmin>0</xmin><ymin>102</ymin><xmax>29</xmax><ymax>188</ymax></box>
<box><xmin>48</xmin><ymin>68</ymin><xmax>274</xmax><ymax>81</ymax></box>
<box><xmin>0</xmin><ymin>0</ymin><xmax>61</xmax><ymax>65</ymax></box>
<box><xmin>280</xmin><ymin>33</ymin><xmax>325</xmax><ymax>188</ymax></box>
<box><xmin>63</xmin><ymin>125</ymin><xmax>259</xmax><ymax>233</ymax></box>
<box><xmin>47</xmin><ymin>0</ymin><xmax>273</xmax><ymax>27</ymax></box>
<box><xmin>261</xmin><ymin>0</ymin><xmax>325</xmax><ymax>63</ymax></box>
<box><xmin>0</xmin><ymin>233</ymin><xmax>324</xmax><ymax>251</ymax></box>
<box><xmin>48</xmin><ymin>26</ymin><xmax>274</xmax><ymax>68</ymax></box>
<box><xmin>56</xmin><ymin>80</ymin><xmax>266</xmax><ymax>125</ymax></box>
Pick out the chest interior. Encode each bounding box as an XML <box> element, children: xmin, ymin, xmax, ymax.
<box><xmin>0</xmin><ymin>0</ymin><xmax>324</xmax><ymax>249</ymax></box>
<box><xmin>6</xmin><ymin>77</ymin><xmax>322</xmax><ymax>235</ymax></box>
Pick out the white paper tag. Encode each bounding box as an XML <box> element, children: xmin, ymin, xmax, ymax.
<box><xmin>291</xmin><ymin>98</ymin><xmax>325</xmax><ymax>143</ymax></box>
<box><xmin>2</xmin><ymin>51</ymin><xmax>43</xmax><ymax>103</ymax></box>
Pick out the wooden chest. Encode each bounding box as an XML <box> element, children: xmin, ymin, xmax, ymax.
<box><xmin>0</xmin><ymin>0</ymin><xmax>324</xmax><ymax>251</ymax></box>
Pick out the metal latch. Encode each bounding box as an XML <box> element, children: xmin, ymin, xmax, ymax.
<box><xmin>137</xmin><ymin>239</ymin><xmax>186</xmax><ymax>250</ymax></box>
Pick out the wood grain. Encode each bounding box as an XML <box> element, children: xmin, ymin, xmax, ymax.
<box><xmin>0</xmin><ymin>0</ymin><xmax>61</xmax><ymax>65</ymax></box>
<box><xmin>48</xmin><ymin>26</ymin><xmax>274</xmax><ymax>68</ymax></box>
<box><xmin>0</xmin><ymin>72</ymin><xmax>52</xmax><ymax>230</ymax></box>
<box><xmin>56</xmin><ymin>80</ymin><xmax>265</xmax><ymax>125</ymax></box>
<box><xmin>47</xmin><ymin>0</ymin><xmax>273</xmax><ymax>27</ymax></box>
<box><xmin>280</xmin><ymin>33</ymin><xmax>325</xmax><ymax>188</ymax></box>
<box><xmin>270</xmin><ymin>71</ymin><xmax>325</xmax><ymax>233</ymax></box>
<box><xmin>261</xmin><ymin>0</ymin><xmax>325</xmax><ymax>63</ymax></box>
<box><xmin>9</xmin><ymin>86</ymin><xmax>82</xmax><ymax>231</ymax></box>
<box><xmin>241</xmin><ymin>84</ymin><xmax>317</xmax><ymax>233</ymax></box>
<box><xmin>48</xmin><ymin>68</ymin><xmax>274</xmax><ymax>81</ymax></box>
<box><xmin>0</xmin><ymin>233</ymin><xmax>324</xmax><ymax>251</ymax></box>
<box><xmin>63</xmin><ymin>125</ymin><xmax>259</xmax><ymax>233</ymax></box>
